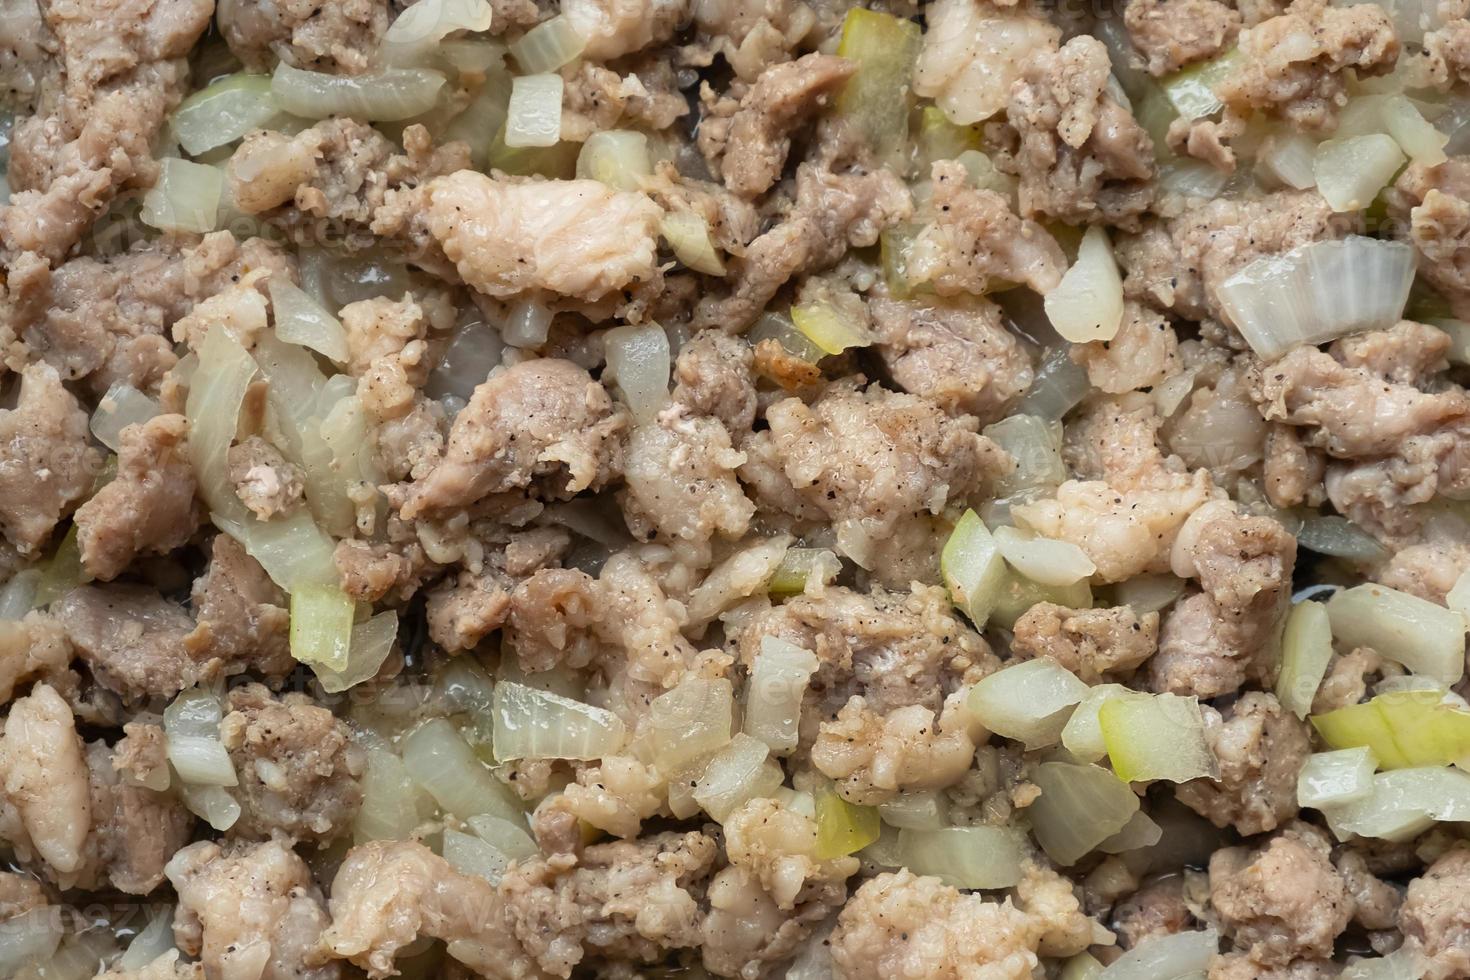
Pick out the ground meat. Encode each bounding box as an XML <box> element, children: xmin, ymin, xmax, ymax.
<box><xmin>0</xmin><ymin>362</ymin><xmax>102</xmax><ymax>556</ymax></box>
<box><xmin>216</xmin><ymin>0</ymin><xmax>388</xmax><ymax>73</ymax></box>
<box><xmin>1011</xmin><ymin>602</ymin><xmax>1159</xmax><ymax>682</ymax></box>
<box><xmin>561</xmin><ymin>60</ymin><xmax>689</xmax><ymax>142</ymax></box>
<box><xmin>1124</xmin><ymin>0</ymin><xmax>1241</xmax><ymax>75</ymax></box>
<box><xmin>183</xmin><ymin>535</ymin><xmax>296</xmax><ymax>684</ymax></box>
<box><xmin>98</xmin><ymin>952</ymin><xmax>205</xmax><ymax>980</ymax></box>
<box><xmin>1263</xmin><ymin>423</ymin><xmax>1327</xmax><ymax>509</ymax></box>
<box><xmin>620</xmin><ymin>407</ymin><xmax>755</xmax><ymax>550</ymax></box>
<box><xmin>53</xmin><ymin>585</ymin><xmax>205</xmax><ymax>702</ymax></box>
<box><xmin>167</xmin><ymin>838</ymin><xmax>338</xmax><ymax>980</ymax></box>
<box><xmin>0</xmin><ymin>683</ymin><xmax>91</xmax><ymax>884</ymax></box>
<box><xmin>1073</xmin><ymin>301</ymin><xmax>1181</xmax><ymax>395</ymax></box>
<box><xmin>701</xmin><ymin>53</ymin><xmax>855</xmax><ymax>197</ymax></box>
<box><xmin>219</xmin><ymin>684</ymin><xmax>364</xmax><ymax>845</ymax></box>
<box><xmin>1177</xmin><ymin>691</ymin><xmax>1311</xmax><ymax>836</ymax></box>
<box><xmin>1217</xmin><ymin>0</ymin><xmax>1398</xmax><ymax>131</ymax></box>
<box><xmin>870</xmin><ymin>296</ymin><xmax>1034</xmax><ymax>422</ymax></box>
<box><xmin>700</xmin><ymin>863</ymin><xmax>846</xmax><ymax>978</ymax></box>
<box><xmin>74</xmin><ymin>414</ymin><xmax>197</xmax><ymax>580</ymax></box>
<box><xmin>339</xmin><ymin>291</ymin><xmax>447</xmax><ymax>379</ymax></box>
<box><xmin>812</xmin><ymin>692</ymin><xmax>978</xmax><ymax>803</ymax></box>
<box><xmin>0</xmin><ymin>612</ymin><xmax>72</xmax><ymax>705</ymax></box>
<box><xmin>1210</xmin><ymin>824</ymin><xmax>1354</xmax><ymax>965</ymax></box>
<box><xmin>227</xmin><ymin>435</ymin><xmax>305</xmax><ymax>521</ymax></box>
<box><xmin>1401</xmin><ymin>845</ymin><xmax>1470</xmax><ymax>979</ymax></box>
<box><xmin>1113</xmin><ymin>875</ymin><xmax>1194</xmax><ymax>948</ymax></box>
<box><xmin>77</xmin><ymin>735</ymin><xmax>193</xmax><ymax>895</ymax></box>
<box><xmin>906</xmin><ymin>160</ymin><xmax>1067</xmax><ymax>297</ymax></box>
<box><xmin>1006</xmin><ymin>35</ymin><xmax>1155</xmax><ymax>228</ymax></box>
<box><xmin>396</xmin><ymin>359</ymin><xmax>626</xmax><ymax>519</ymax></box>
<box><xmin>913</xmin><ymin>0</ymin><xmax>1061</xmax><ymax>125</ymax></box>
<box><xmin>671</xmin><ymin>330</ymin><xmax>758</xmax><ymax>435</ymax></box>
<box><xmin>0</xmin><ymin>870</ymin><xmax>47</xmax><ymax>919</ymax></box>
<box><xmin>1336</xmin><ymin>849</ymin><xmax>1403</xmax><ymax>932</ymax></box>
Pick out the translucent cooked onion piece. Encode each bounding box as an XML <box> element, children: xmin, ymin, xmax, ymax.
<box><xmin>1029</xmin><ymin>761</ymin><xmax>1139</xmax><ymax>865</ymax></box>
<box><xmin>426</xmin><ymin>318</ymin><xmax>504</xmax><ymax>404</ymax></box>
<box><xmin>1319</xmin><ymin>766</ymin><xmax>1470</xmax><ymax>841</ymax></box>
<box><xmin>354</xmin><ymin>747</ymin><xmax>430</xmax><ymax>843</ymax></box>
<box><xmin>813</xmin><ymin>783</ymin><xmax>881</xmax><ymax>859</ymax></box>
<box><xmin>186</xmin><ymin>317</ymin><xmax>257</xmax><ymax>510</ymax></box>
<box><xmin>382</xmin><ymin>0</ymin><xmax>493</xmax><ymax>60</ymax></box>
<box><xmin>834</xmin><ymin>8</ymin><xmax>922</xmax><ymax>166</ymax></box>
<box><xmin>269</xmin><ymin>277</ymin><xmax>349</xmax><ymax>364</ymax></box>
<box><xmin>467</xmin><ymin>813</ymin><xmax>538</xmax><ymax>860</ymax></box>
<box><xmin>983</xmin><ymin>414</ymin><xmax>1065</xmax><ymax>500</ymax></box>
<box><xmin>90</xmin><ymin>382</ymin><xmax>161</xmax><ymax>453</ymax></box>
<box><xmin>744</xmin><ymin>636</ymin><xmax>819</xmax><ymax>755</ymax></box>
<box><xmin>288</xmin><ymin>583</ymin><xmax>355</xmax><ymax>671</ymax></box>
<box><xmin>271</xmin><ymin>63</ymin><xmax>447</xmax><ymax>121</ymax></box>
<box><xmin>603</xmin><ymin>321</ymin><xmax>671</xmax><ymax>424</ymax></box>
<box><xmin>1099</xmin><ymin>810</ymin><xmax>1163</xmax><ymax>853</ymax></box>
<box><xmin>1100</xmin><ymin>693</ymin><xmax>1217</xmax><ymax>783</ymax></box>
<box><xmin>1111</xmin><ymin>574</ymin><xmax>1186</xmax><ymax>616</ymax></box>
<box><xmin>1339</xmin><ymin>945</ymin><xmax>1429</xmax><ymax>980</ymax></box>
<box><xmin>1216</xmin><ymin>236</ymin><xmax>1416</xmax><ymax>360</ymax></box>
<box><xmin>401</xmin><ymin>718</ymin><xmax>523</xmax><ymax>821</ymax></box>
<box><xmin>643</xmin><ymin>677</ymin><xmax>734</xmax><ymax>774</ymax></box>
<box><xmin>211</xmin><ymin>507</ymin><xmax>340</xmax><ymax>593</ymax></box>
<box><xmin>1327</xmin><ymin>583</ymin><xmax>1466</xmax><ymax>685</ymax></box>
<box><xmin>510</xmin><ymin>14</ymin><xmax>587</xmax><ymax>73</ymax></box>
<box><xmin>686</xmin><ymin>535</ymin><xmax>792</xmax><ymax>629</ymax></box>
<box><xmin>1276</xmin><ymin>599</ymin><xmax>1335</xmax><ymax>719</ymax></box>
<box><xmin>941</xmin><ymin>510</ymin><xmax>1007</xmax><ymax>629</ymax></box>
<box><xmin>791</xmin><ymin>300</ymin><xmax>870</xmax><ymax>355</ymax></box>
<box><xmin>505</xmin><ymin>73</ymin><xmax>564</xmax><ymax>148</ymax></box>
<box><xmin>1159</xmin><ymin>47</ymin><xmax>1242</xmax><ymax>120</ymax></box>
<box><xmin>0</xmin><ymin>908</ymin><xmax>62</xmax><ymax>975</ymax></box>
<box><xmin>1060</xmin><ymin>953</ymin><xmax>1105</xmax><ymax>980</ymax></box>
<box><xmin>443</xmin><ymin>828</ymin><xmax>512</xmax><ymax>884</ymax></box>
<box><xmin>993</xmin><ymin>525</ymin><xmax>1096</xmax><ymax>586</ymax></box>
<box><xmin>0</xmin><ymin>569</ymin><xmax>38</xmax><ymax>620</ymax></box>
<box><xmin>1311</xmin><ymin>689</ymin><xmax>1470</xmax><ymax>769</ymax></box>
<box><xmin>1297</xmin><ymin>747</ymin><xmax>1377</xmax><ymax>809</ymax></box>
<box><xmin>660</xmin><ymin>211</ymin><xmax>726</xmax><ymax>276</ymax></box>
<box><xmin>990</xmin><ymin>567</ymin><xmax>1092</xmax><ymax>631</ymax></box>
<box><xmin>966</xmin><ymin>657</ymin><xmax>1089</xmax><ymax>749</ymax></box>
<box><xmin>1384</xmin><ymin>95</ymin><xmax>1449</xmax><ymax>165</ymax></box>
<box><xmin>876</xmin><ymin>790</ymin><xmax>949</xmax><ymax>831</ymax></box>
<box><xmin>164</xmin><ymin>688</ymin><xmax>237</xmax><ymax>787</ymax></box>
<box><xmin>1014</xmin><ymin>346</ymin><xmax>1091</xmax><ymax>421</ymax></box>
<box><xmin>314</xmin><ymin>611</ymin><xmax>398</xmax><ymax>693</ymax></box>
<box><xmin>141</xmin><ymin>158</ymin><xmax>222</xmax><ymax>234</ymax></box>
<box><xmin>493</xmin><ymin>681</ymin><xmax>627</xmax><ymax>761</ymax></box>
<box><xmin>768</xmin><ymin>547</ymin><xmax>842</xmax><ymax>597</ymax></box>
<box><xmin>1098</xmin><ymin>929</ymin><xmax>1219</xmax><ymax>980</ymax></box>
<box><xmin>1062</xmin><ymin>684</ymin><xmax>1145</xmax><ymax>762</ymax></box>
<box><xmin>1044</xmin><ymin>225</ymin><xmax>1124</xmax><ymax>343</ymax></box>
<box><xmin>1157</xmin><ymin>158</ymin><xmax>1229</xmax><ymax>199</ymax></box>
<box><xmin>693</xmin><ymin>733</ymin><xmax>784</xmax><ymax>821</ymax></box>
<box><xmin>173</xmin><ymin>73</ymin><xmax>281</xmax><ymax>156</ymax></box>
<box><xmin>32</xmin><ymin>526</ymin><xmax>86</xmax><ymax>609</ymax></box>
<box><xmin>575</xmin><ymin>130</ymin><xmax>652</xmax><ymax>191</ymax></box>
<box><xmin>1314</xmin><ymin>134</ymin><xmax>1405</xmax><ymax>212</ymax></box>
<box><xmin>1295</xmin><ymin>516</ymin><xmax>1390</xmax><ymax>564</ymax></box>
<box><xmin>118</xmin><ymin>906</ymin><xmax>175</xmax><ymax>970</ymax></box>
<box><xmin>1256</xmin><ymin>130</ymin><xmax>1317</xmax><ymax>190</ymax></box>
<box><xmin>178</xmin><ymin>783</ymin><xmax>241</xmax><ymax>831</ymax></box>
<box><xmin>894</xmin><ymin>826</ymin><xmax>1027</xmax><ymax>889</ymax></box>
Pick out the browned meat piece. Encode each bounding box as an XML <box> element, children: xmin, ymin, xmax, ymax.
<box><xmin>424</xmin><ymin>527</ymin><xmax>570</xmax><ymax>652</ymax></box>
<box><xmin>184</xmin><ymin>535</ymin><xmax>296</xmax><ymax>684</ymax></box>
<box><xmin>54</xmin><ymin>585</ymin><xmax>205</xmax><ymax>702</ymax></box>
<box><xmin>1125</xmin><ymin>0</ymin><xmax>1241</xmax><ymax>75</ymax></box>
<box><xmin>1006</xmin><ymin>35</ymin><xmax>1156</xmax><ymax>227</ymax></box>
<box><xmin>167</xmin><ymin>839</ymin><xmax>340</xmax><ymax>980</ymax></box>
<box><xmin>1401</xmin><ymin>845</ymin><xmax>1470</xmax><ymax>979</ymax></box>
<box><xmin>906</xmin><ymin>160</ymin><xmax>1066</xmax><ymax>297</ymax></box>
<box><xmin>870</xmin><ymin>296</ymin><xmax>1034</xmax><ymax>423</ymax></box>
<box><xmin>334</xmin><ymin>536</ymin><xmax>431</xmax><ymax>604</ymax></box>
<box><xmin>216</xmin><ymin>0</ymin><xmax>389</xmax><ymax>73</ymax></box>
<box><xmin>1177</xmin><ymin>692</ymin><xmax>1310</xmax><ymax>835</ymax></box>
<box><xmin>671</xmin><ymin>330</ymin><xmax>758</xmax><ymax>435</ymax></box>
<box><xmin>1393</xmin><ymin>160</ymin><xmax>1470</xmax><ymax>320</ymax></box>
<box><xmin>1210</xmin><ymin>825</ymin><xmax>1353</xmax><ymax>965</ymax></box>
<box><xmin>0</xmin><ymin>363</ymin><xmax>102</xmax><ymax>556</ymax></box>
<box><xmin>1011</xmin><ymin>603</ymin><xmax>1159</xmax><ymax>683</ymax></box>
<box><xmin>75</xmin><ymin>414</ymin><xmax>197</xmax><ymax>580</ymax></box>
<box><xmin>700</xmin><ymin>53</ymin><xmax>854</xmax><ymax>197</ymax></box>
<box><xmin>219</xmin><ymin>684</ymin><xmax>364</xmax><ymax>846</ymax></box>
<box><xmin>396</xmin><ymin>359</ymin><xmax>627</xmax><ymax>520</ymax></box>
<box><xmin>1217</xmin><ymin>0</ymin><xmax>1398</xmax><ymax>132</ymax></box>
<box><xmin>78</xmin><ymin>736</ymin><xmax>193</xmax><ymax>895</ymax></box>
<box><xmin>227</xmin><ymin>435</ymin><xmax>305</xmax><ymax>521</ymax></box>
<box><xmin>1115</xmin><ymin>220</ymin><xmax>1208</xmax><ymax>320</ymax></box>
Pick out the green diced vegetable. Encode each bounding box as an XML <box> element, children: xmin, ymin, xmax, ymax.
<box><xmin>1312</xmin><ymin>690</ymin><xmax>1470</xmax><ymax>769</ymax></box>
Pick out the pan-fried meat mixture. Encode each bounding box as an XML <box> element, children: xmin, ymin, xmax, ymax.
<box><xmin>8</xmin><ymin>0</ymin><xmax>1470</xmax><ymax>974</ymax></box>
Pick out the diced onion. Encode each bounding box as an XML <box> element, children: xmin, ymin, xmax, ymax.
<box><xmin>1312</xmin><ymin>689</ymin><xmax>1470</xmax><ymax>769</ymax></box>
<box><xmin>90</xmin><ymin>382</ymin><xmax>161</xmax><ymax>453</ymax></box>
<box><xmin>785</xmin><ymin>924</ymin><xmax>838</xmax><ymax>980</ymax></box>
<box><xmin>1297</xmin><ymin>746</ymin><xmax>1377</xmax><ymax>809</ymax></box>
<box><xmin>834</xmin><ymin>8</ymin><xmax>922</xmax><ymax>166</ymax></box>
<box><xmin>164</xmin><ymin>688</ymin><xmax>238</xmax><ymax>787</ymax></box>
<box><xmin>444</xmin><ymin>828</ymin><xmax>512</xmax><ymax>883</ymax></box>
<box><xmin>1160</xmin><ymin>48</ymin><xmax>1242</xmax><ymax>120</ymax></box>
<box><xmin>271</xmin><ymin>62</ymin><xmax>446</xmax><ymax>121</ymax></box>
<box><xmin>141</xmin><ymin>158</ymin><xmax>222</xmax><ymax>234</ymax></box>
<box><xmin>468</xmin><ymin>813</ymin><xmax>538</xmax><ymax>859</ymax></box>
<box><xmin>1045</xmin><ymin>225</ymin><xmax>1124</xmax><ymax>343</ymax></box>
<box><xmin>1099</xmin><ymin>693</ymin><xmax>1217</xmax><ymax>783</ymax></box>
<box><xmin>575</xmin><ymin>130</ymin><xmax>652</xmax><ymax>191</ymax></box>
<box><xmin>0</xmin><ymin>909</ymin><xmax>62</xmax><ymax>975</ymax></box>
<box><xmin>211</xmin><ymin>508</ymin><xmax>340</xmax><ymax>594</ymax></box>
<box><xmin>186</xmin><ymin>318</ymin><xmax>258</xmax><ymax>514</ymax></box>
<box><xmin>1319</xmin><ymin>766</ymin><xmax>1470</xmax><ymax>841</ymax></box>
<box><xmin>1216</xmin><ymin>236</ymin><xmax>1416</xmax><ymax>360</ymax></box>
<box><xmin>289</xmin><ymin>583</ymin><xmax>355</xmax><ymax>671</ymax></box>
<box><xmin>178</xmin><ymin>783</ymin><xmax>241</xmax><ymax>831</ymax></box>
<box><xmin>1098</xmin><ymin>929</ymin><xmax>1219</xmax><ymax>980</ymax></box>
<box><xmin>993</xmin><ymin>525</ymin><xmax>1096</xmax><ymax>586</ymax></box>
<box><xmin>966</xmin><ymin>657</ymin><xmax>1089</xmax><ymax>749</ymax></box>
<box><xmin>894</xmin><ymin>826</ymin><xmax>1027</xmax><ymax>889</ymax></box>
<box><xmin>1384</xmin><ymin>95</ymin><xmax>1449</xmax><ymax>165</ymax></box>
<box><xmin>269</xmin><ymin>277</ymin><xmax>348</xmax><ymax>364</ymax></box>
<box><xmin>989</xmin><ymin>568</ymin><xmax>1092</xmax><ymax>631</ymax></box>
<box><xmin>744</xmin><ymin>636</ymin><xmax>819</xmax><ymax>755</ymax></box>
<box><xmin>1277</xmin><ymin>599</ymin><xmax>1335</xmax><ymax>719</ymax></box>
<box><xmin>644</xmin><ymin>677</ymin><xmax>734</xmax><ymax>774</ymax></box>
<box><xmin>1111</xmin><ymin>574</ymin><xmax>1186</xmax><ymax>616</ymax></box>
<box><xmin>354</xmin><ymin>747</ymin><xmax>431</xmax><ymax>843</ymax></box>
<box><xmin>1296</xmin><ymin>516</ymin><xmax>1389</xmax><ymax>563</ymax></box>
<box><xmin>1157</xmin><ymin>158</ymin><xmax>1229</xmax><ymax>199</ymax></box>
<box><xmin>426</xmin><ymin>319</ymin><xmax>504</xmax><ymax>407</ymax></box>
<box><xmin>693</xmin><ymin>733</ymin><xmax>784</xmax><ymax>821</ymax></box>
<box><xmin>1060</xmin><ymin>953</ymin><xmax>1105</xmax><ymax>980</ymax></box>
<box><xmin>688</xmin><ymin>536</ymin><xmax>792</xmax><ymax>630</ymax></box>
<box><xmin>32</xmin><ymin>526</ymin><xmax>85</xmax><ymax>609</ymax></box>
<box><xmin>1028</xmin><ymin>761</ymin><xmax>1139</xmax><ymax>865</ymax></box>
<box><xmin>747</xmin><ymin>311</ymin><xmax>826</xmax><ymax>364</ymax></box>
<box><xmin>1256</xmin><ymin>131</ymin><xmax>1317</xmax><ymax>190</ymax></box>
<box><xmin>603</xmin><ymin>322</ymin><xmax>671</xmax><ymax>424</ymax></box>
<box><xmin>173</xmin><ymin>73</ymin><xmax>281</xmax><ymax>156</ymax></box>
<box><xmin>0</xmin><ymin>569</ymin><xmax>38</xmax><ymax>620</ymax></box>
<box><xmin>314</xmin><ymin>611</ymin><xmax>398</xmax><ymax>693</ymax></box>
<box><xmin>118</xmin><ymin>907</ymin><xmax>175</xmax><ymax>970</ymax></box>
<box><xmin>383</xmin><ymin>0</ymin><xmax>493</xmax><ymax>60</ymax></box>
<box><xmin>791</xmin><ymin>301</ymin><xmax>870</xmax><ymax>355</ymax></box>
<box><xmin>502</xmin><ymin>297</ymin><xmax>553</xmax><ymax>347</ymax></box>
<box><xmin>1326</xmin><ymin>584</ymin><xmax>1466</xmax><ymax>685</ymax></box>
<box><xmin>984</xmin><ymin>415</ymin><xmax>1065</xmax><ymax>501</ymax></box>
<box><xmin>768</xmin><ymin>548</ymin><xmax>842</xmax><ymax>597</ymax></box>
<box><xmin>1062</xmin><ymin>684</ymin><xmax>1144</xmax><ymax>762</ymax></box>
<box><xmin>1013</xmin><ymin>346</ymin><xmax>1090</xmax><ymax>421</ymax></box>
<box><xmin>1314</xmin><ymin>134</ymin><xmax>1405</xmax><ymax>212</ymax></box>
<box><xmin>876</xmin><ymin>790</ymin><xmax>949</xmax><ymax>831</ymax></box>
<box><xmin>510</xmin><ymin>14</ymin><xmax>588</xmax><ymax>73</ymax></box>
<box><xmin>661</xmin><ymin>211</ymin><xmax>726</xmax><ymax>276</ymax></box>
<box><xmin>941</xmin><ymin>510</ymin><xmax>1007</xmax><ymax>629</ymax></box>
<box><xmin>505</xmin><ymin>73</ymin><xmax>563</xmax><ymax>148</ymax></box>
<box><xmin>813</xmin><ymin>783</ymin><xmax>881</xmax><ymax>859</ymax></box>
<box><xmin>1339</xmin><ymin>945</ymin><xmax>1429</xmax><ymax>980</ymax></box>
<box><xmin>493</xmin><ymin>681</ymin><xmax>627</xmax><ymax>761</ymax></box>
<box><xmin>401</xmin><ymin>718</ymin><xmax>523</xmax><ymax>821</ymax></box>
<box><xmin>1099</xmin><ymin>810</ymin><xmax>1163</xmax><ymax>853</ymax></box>
<box><xmin>1448</xmin><ymin>566</ymin><xmax>1470</xmax><ymax>619</ymax></box>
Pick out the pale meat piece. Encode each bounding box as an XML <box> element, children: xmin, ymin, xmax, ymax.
<box><xmin>54</xmin><ymin>585</ymin><xmax>205</xmax><ymax>702</ymax></box>
<box><xmin>184</xmin><ymin>535</ymin><xmax>296</xmax><ymax>683</ymax></box>
<box><xmin>0</xmin><ymin>362</ymin><xmax>102</xmax><ymax>556</ymax></box>
<box><xmin>219</xmin><ymin>684</ymin><xmax>365</xmax><ymax>845</ymax></box>
<box><xmin>619</xmin><ymin>409</ymin><xmax>756</xmax><ymax>547</ymax></box>
<box><xmin>906</xmin><ymin>160</ymin><xmax>1067</xmax><ymax>296</ymax></box>
<box><xmin>700</xmin><ymin>863</ymin><xmax>846</xmax><ymax>978</ymax></box>
<box><xmin>227</xmin><ymin>435</ymin><xmax>306</xmax><ymax>521</ymax></box>
<box><xmin>75</xmin><ymin>736</ymin><xmax>193</xmax><ymax>895</ymax></box>
<box><xmin>562</xmin><ymin>0</ymin><xmax>687</xmax><ymax>60</ymax></box>
<box><xmin>1006</xmin><ymin>35</ymin><xmax>1156</xmax><ymax>227</ymax></box>
<box><xmin>216</xmin><ymin>0</ymin><xmax>389</xmax><ymax>73</ymax></box>
<box><xmin>0</xmin><ymin>684</ymin><xmax>90</xmax><ymax>882</ymax></box>
<box><xmin>671</xmin><ymin>330</ymin><xmax>758</xmax><ymax>435</ymax></box>
<box><xmin>167</xmin><ymin>839</ymin><xmax>340</xmax><ymax>980</ymax></box>
<box><xmin>811</xmin><ymin>692</ymin><xmax>979</xmax><ymax>803</ymax></box>
<box><xmin>1073</xmin><ymin>301</ymin><xmax>1180</xmax><ymax>395</ymax></box>
<box><xmin>720</xmin><ymin>797</ymin><xmax>858</xmax><ymax>910</ymax></box>
<box><xmin>1112</xmin><ymin>875</ymin><xmax>1194</xmax><ymax>948</ymax></box>
<box><xmin>0</xmin><ymin>612</ymin><xmax>73</xmax><ymax>704</ymax></box>
<box><xmin>75</xmin><ymin>414</ymin><xmax>197</xmax><ymax>580</ymax></box>
<box><xmin>97</xmin><ymin>952</ymin><xmax>205</xmax><ymax>980</ymax></box>
<box><xmin>560</xmin><ymin>60</ymin><xmax>690</xmax><ymax>142</ymax></box>
<box><xmin>423</xmin><ymin>526</ymin><xmax>570</xmax><ymax>652</ymax></box>
<box><xmin>1177</xmin><ymin>692</ymin><xmax>1311</xmax><ymax>836</ymax></box>
<box><xmin>1011</xmin><ymin>603</ymin><xmax>1159</xmax><ymax>683</ymax></box>
<box><xmin>1263</xmin><ymin>423</ymin><xmax>1327</xmax><ymax>509</ymax></box>
<box><xmin>1392</xmin><ymin>160</ymin><xmax>1470</xmax><ymax>319</ymax></box>
<box><xmin>396</xmin><ymin>359</ymin><xmax>627</xmax><ymax>519</ymax></box>
<box><xmin>913</xmin><ymin>0</ymin><xmax>1061</xmax><ymax>125</ymax></box>
<box><xmin>869</xmin><ymin>296</ymin><xmax>1034</xmax><ymax>423</ymax></box>
<box><xmin>1401</xmin><ymin>845</ymin><xmax>1470</xmax><ymax>980</ymax></box>
<box><xmin>1125</xmin><ymin>0</ymin><xmax>1241</xmax><ymax>75</ymax></box>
